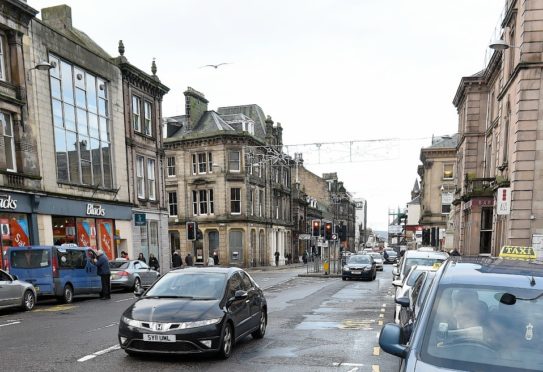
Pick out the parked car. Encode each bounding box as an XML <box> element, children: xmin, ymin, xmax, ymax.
<box><xmin>379</xmin><ymin>256</ymin><xmax>543</xmax><ymax>371</ymax></box>
<box><xmin>118</xmin><ymin>267</ymin><xmax>267</xmax><ymax>358</ymax></box>
<box><xmin>7</xmin><ymin>245</ymin><xmax>101</xmax><ymax>303</ymax></box>
<box><xmin>0</xmin><ymin>269</ymin><xmax>37</xmax><ymax>311</ymax></box>
<box><xmin>393</xmin><ymin>265</ymin><xmax>439</xmax><ymax>325</ymax></box>
<box><xmin>384</xmin><ymin>250</ymin><xmax>398</xmax><ymax>264</ymax></box>
<box><xmin>342</xmin><ymin>254</ymin><xmax>377</xmax><ymax>281</ymax></box>
<box><xmin>367</xmin><ymin>252</ymin><xmax>384</xmax><ymax>271</ymax></box>
<box><xmin>110</xmin><ymin>259</ymin><xmax>160</xmax><ymax>291</ymax></box>
<box><xmin>392</xmin><ymin>250</ymin><xmax>448</xmax><ymax>281</ymax></box>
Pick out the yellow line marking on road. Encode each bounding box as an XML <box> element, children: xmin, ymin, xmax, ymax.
<box><xmin>372</xmin><ymin>365</ymin><xmax>380</xmax><ymax>372</ymax></box>
<box><xmin>378</xmin><ymin>320</ymin><xmax>383</xmax><ymax>325</ymax></box>
<box><xmin>34</xmin><ymin>305</ymin><xmax>77</xmax><ymax>312</ymax></box>
<box><xmin>373</xmin><ymin>347</ymin><xmax>380</xmax><ymax>356</ymax></box>
<box><xmin>380</xmin><ymin>308</ymin><xmax>385</xmax><ymax>312</ymax></box>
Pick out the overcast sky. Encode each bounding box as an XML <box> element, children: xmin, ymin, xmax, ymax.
<box><xmin>30</xmin><ymin>0</ymin><xmax>505</xmax><ymax>231</ymax></box>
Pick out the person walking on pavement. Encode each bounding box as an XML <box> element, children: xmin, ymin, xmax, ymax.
<box><xmin>185</xmin><ymin>253</ymin><xmax>194</xmax><ymax>266</ymax></box>
<box><xmin>274</xmin><ymin>251</ymin><xmax>280</xmax><ymax>266</ymax></box>
<box><xmin>94</xmin><ymin>250</ymin><xmax>111</xmax><ymax>300</ymax></box>
<box><xmin>137</xmin><ymin>252</ymin><xmax>146</xmax><ymax>263</ymax></box>
<box><xmin>213</xmin><ymin>251</ymin><xmax>219</xmax><ymax>265</ymax></box>
<box><xmin>207</xmin><ymin>255</ymin><xmax>215</xmax><ymax>266</ymax></box>
<box><xmin>148</xmin><ymin>253</ymin><xmax>160</xmax><ymax>271</ymax></box>
<box><xmin>172</xmin><ymin>251</ymin><xmax>182</xmax><ymax>268</ymax></box>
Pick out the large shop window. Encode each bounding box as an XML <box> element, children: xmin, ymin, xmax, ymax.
<box><xmin>0</xmin><ymin>214</ymin><xmax>31</xmax><ymax>249</ymax></box>
<box><xmin>52</xmin><ymin>216</ymin><xmax>115</xmax><ymax>259</ymax></box>
<box><xmin>49</xmin><ymin>54</ymin><xmax>112</xmax><ymax>188</ymax></box>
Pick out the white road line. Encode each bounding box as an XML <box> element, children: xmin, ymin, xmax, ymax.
<box><xmin>0</xmin><ymin>321</ymin><xmax>20</xmax><ymax>327</ymax></box>
<box><xmin>332</xmin><ymin>362</ymin><xmax>364</xmax><ymax>367</ymax></box>
<box><xmin>77</xmin><ymin>344</ymin><xmax>121</xmax><ymax>362</ymax></box>
<box><xmin>114</xmin><ymin>297</ymin><xmax>134</xmax><ymax>303</ymax></box>
<box><xmin>347</xmin><ymin>368</ymin><xmax>359</xmax><ymax>372</ymax></box>
<box><xmin>87</xmin><ymin>322</ymin><xmax>119</xmax><ymax>333</ymax></box>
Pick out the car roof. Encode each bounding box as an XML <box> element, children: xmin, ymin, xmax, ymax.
<box><xmin>439</xmin><ymin>256</ymin><xmax>543</xmax><ymax>288</ymax></box>
<box><xmin>170</xmin><ymin>267</ymin><xmax>242</xmax><ymax>276</ymax></box>
<box><xmin>403</xmin><ymin>250</ymin><xmax>448</xmax><ymax>259</ymax></box>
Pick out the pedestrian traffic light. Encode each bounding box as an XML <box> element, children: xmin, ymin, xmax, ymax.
<box><xmin>187</xmin><ymin>221</ymin><xmax>196</xmax><ymax>241</ymax></box>
<box><xmin>311</xmin><ymin>219</ymin><xmax>321</xmax><ymax>237</ymax></box>
<box><xmin>324</xmin><ymin>221</ymin><xmax>333</xmax><ymax>240</ymax></box>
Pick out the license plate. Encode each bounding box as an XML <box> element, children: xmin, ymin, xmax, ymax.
<box><xmin>143</xmin><ymin>334</ymin><xmax>175</xmax><ymax>342</ymax></box>
<box><xmin>351</xmin><ymin>271</ymin><xmax>361</xmax><ymax>274</ymax></box>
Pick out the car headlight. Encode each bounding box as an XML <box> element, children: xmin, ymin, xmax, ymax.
<box><xmin>179</xmin><ymin>317</ymin><xmax>222</xmax><ymax>329</ymax></box>
<box><xmin>343</xmin><ymin>266</ymin><xmax>350</xmax><ymax>271</ymax></box>
<box><xmin>122</xmin><ymin>316</ymin><xmax>142</xmax><ymax>328</ymax></box>
<box><xmin>363</xmin><ymin>267</ymin><xmax>370</xmax><ymax>271</ymax></box>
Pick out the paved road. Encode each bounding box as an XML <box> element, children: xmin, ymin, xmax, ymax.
<box><xmin>0</xmin><ymin>265</ymin><xmax>400</xmax><ymax>372</ymax></box>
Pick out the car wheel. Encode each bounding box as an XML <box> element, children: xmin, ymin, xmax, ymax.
<box><xmin>218</xmin><ymin>322</ymin><xmax>233</xmax><ymax>359</ymax></box>
<box><xmin>252</xmin><ymin>310</ymin><xmax>267</xmax><ymax>339</ymax></box>
<box><xmin>372</xmin><ymin>271</ymin><xmax>376</xmax><ymax>280</ymax></box>
<box><xmin>342</xmin><ymin>276</ymin><xmax>346</xmax><ymax>281</ymax></box>
<box><xmin>60</xmin><ymin>284</ymin><xmax>73</xmax><ymax>304</ymax></box>
<box><xmin>133</xmin><ymin>277</ymin><xmax>141</xmax><ymax>292</ymax></box>
<box><xmin>22</xmin><ymin>290</ymin><xmax>36</xmax><ymax>311</ymax></box>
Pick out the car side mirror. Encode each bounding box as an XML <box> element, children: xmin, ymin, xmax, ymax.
<box><xmin>395</xmin><ymin>296</ymin><xmax>410</xmax><ymax>308</ymax></box>
<box><xmin>134</xmin><ymin>287</ymin><xmax>145</xmax><ymax>297</ymax></box>
<box><xmin>234</xmin><ymin>290</ymin><xmax>248</xmax><ymax>300</ymax></box>
<box><xmin>379</xmin><ymin>323</ymin><xmax>408</xmax><ymax>358</ymax></box>
<box><xmin>392</xmin><ymin>280</ymin><xmax>403</xmax><ymax>288</ymax></box>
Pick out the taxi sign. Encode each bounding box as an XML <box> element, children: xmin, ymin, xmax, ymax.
<box><xmin>499</xmin><ymin>246</ymin><xmax>536</xmax><ymax>260</ymax></box>
<box><xmin>432</xmin><ymin>262</ymin><xmax>442</xmax><ymax>269</ymax></box>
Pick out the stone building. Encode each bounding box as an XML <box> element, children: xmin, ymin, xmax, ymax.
<box><xmin>418</xmin><ymin>135</ymin><xmax>457</xmax><ymax>249</ymax></box>
<box><xmin>323</xmin><ymin>173</ymin><xmax>356</xmax><ymax>250</ymax></box>
<box><xmin>164</xmin><ymin>88</ymin><xmax>292</xmax><ymax>267</ymax></box>
<box><xmin>114</xmin><ymin>42</ymin><xmax>170</xmax><ymax>270</ymax></box>
<box><xmin>0</xmin><ymin>0</ymin><xmax>40</xmax><ymax>267</ymax></box>
<box><xmin>452</xmin><ymin>0</ymin><xmax>543</xmax><ymax>256</ymax></box>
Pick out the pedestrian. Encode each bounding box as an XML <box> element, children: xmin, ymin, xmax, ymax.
<box><xmin>383</xmin><ymin>250</ymin><xmax>389</xmax><ymax>261</ymax></box>
<box><xmin>213</xmin><ymin>251</ymin><xmax>219</xmax><ymax>265</ymax></box>
<box><xmin>172</xmin><ymin>251</ymin><xmax>182</xmax><ymax>268</ymax></box>
<box><xmin>274</xmin><ymin>251</ymin><xmax>280</xmax><ymax>266</ymax></box>
<box><xmin>148</xmin><ymin>253</ymin><xmax>160</xmax><ymax>271</ymax></box>
<box><xmin>120</xmin><ymin>251</ymin><xmax>129</xmax><ymax>260</ymax></box>
<box><xmin>450</xmin><ymin>248</ymin><xmax>461</xmax><ymax>256</ymax></box>
<box><xmin>302</xmin><ymin>251</ymin><xmax>308</xmax><ymax>264</ymax></box>
<box><xmin>185</xmin><ymin>253</ymin><xmax>194</xmax><ymax>266</ymax></box>
<box><xmin>137</xmin><ymin>252</ymin><xmax>146</xmax><ymax>263</ymax></box>
<box><xmin>94</xmin><ymin>250</ymin><xmax>111</xmax><ymax>300</ymax></box>
<box><xmin>208</xmin><ymin>255</ymin><xmax>215</xmax><ymax>266</ymax></box>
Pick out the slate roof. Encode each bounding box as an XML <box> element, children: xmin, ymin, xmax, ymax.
<box><xmin>426</xmin><ymin>133</ymin><xmax>458</xmax><ymax>149</ymax></box>
<box><xmin>217</xmin><ymin>104</ymin><xmax>267</xmax><ymax>141</ymax></box>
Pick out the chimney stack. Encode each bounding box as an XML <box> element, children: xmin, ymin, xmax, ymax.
<box><xmin>41</xmin><ymin>5</ymin><xmax>73</xmax><ymax>31</ymax></box>
<box><xmin>184</xmin><ymin>87</ymin><xmax>208</xmax><ymax>130</ymax></box>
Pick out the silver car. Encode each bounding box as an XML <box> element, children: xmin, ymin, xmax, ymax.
<box><xmin>0</xmin><ymin>269</ymin><xmax>37</xmax><ymax>311</ymax></box>
<box><xmin>367</xmin><ymin>252</ymin><xmax>384</xmax><ymax>271</ymax></box>
<box><xmin>109</xmin><ymin>260</ymin><xmax>160</xmax><ymax>291</ymax></box>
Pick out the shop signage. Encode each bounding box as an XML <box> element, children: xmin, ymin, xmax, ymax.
<box><xmin>0</xmin><ymin>194</ymin><xmax>17</xmax><ymax>210</ymax></box>
<box><xmin>298</xmin><ymin>234</ymin><xmax>311</xmax><ymax>240</ymax></box>
<box><xmin>134</xmin><ymin>213</ymin><xmax>146</xmax><ymax>226</ymax></box>
<box><xmin>497</xmin><ymin>187</ymin><xmax>511</xmax><ymax>215</ymax></box>
<box><xmin>86</xmin><ymin>203</ymin><xmax>105</xmax><ymax>216</ymax></box>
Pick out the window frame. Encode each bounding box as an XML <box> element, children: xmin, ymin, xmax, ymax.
<box><xmin>136</xmin><ymin>155</ymin><xmax>145</xmax><ymax>199</ymax></box>
<box><xmin>147</xmin><ymin>158</ymin><xmax>156</xmax><ymax>201</ymax></box>
<box><xmin>0</xmin><ymin>35</ymin><xmax>6</xmax><ymax>82</ymax></box>
<box><xmin>167</xmin><ymin>156</ymin><xmax>176</xmax><ymax>177</ymax></box>
<box><xmin>132</xmin><ymin>95</ymin><xmax>141</xmax><ymax>133</ymax></box>
<box><xmin>230</xmin><ymin>187</ymin><xmax>241</xmax><ymax>215</ymax></box>
<box><xmin>191</xmin><ymin>189</ymin><xmax>214</xmax><ymax>216</ymax></box>
<box><xmin>443</xmin><ymin>163</ymin><xmax>454</xmax><ymax>180</ymax></box>
<box><xmin>168</xmin><ymin>191</ymin><xmax>178</xmax><ymax>217</ymax></box>
<box><xmin>1</xmin><ymin>112</ymin><xmax>16</xmax><ymax>172</ymax></box>
<box><xmin>143</xmin><ymin>100</ymin><xmax>152</xmax><ymax>136</ymax></box>
<box><xmin>228</xmin><ymin>151</ymin><xmax>240</xmax><ymax>173</ymax></box>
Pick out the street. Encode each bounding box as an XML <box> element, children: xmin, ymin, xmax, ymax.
<box><xmin>0</xmin><ymin>266</ymin><xmax>400</xmax><ymax>372</ymax></box>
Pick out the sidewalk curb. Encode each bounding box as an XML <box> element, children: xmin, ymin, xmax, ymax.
<box><xmin>297</xmin><ymin>274</ymin><xmax>341</xmax><ymax>278</ymax></box>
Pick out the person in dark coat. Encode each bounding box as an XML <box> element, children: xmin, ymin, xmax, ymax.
<box><xmin>213</xmin><ymin>251</ymin><xmax>219</xmax><ymax>265</ymax></box>
<box><xmin>94</xmin><ymin>250</ymin><xmax>111</xmax><ymax>300</ymax></box>
<box><xmin>450</xmin><ymin>248</ymin><xmax>461</xmax><ymax>256</ymax></box>
<box><xmin>172</xmin><ymin>251</ymin><xmax>182</xmax><ymax>268</ymax></box>
<box><xmin>185</xmin><ymin>253</ymin><xmax>194</xmax><ymax>266</ymax></box>
<box><xmin>137</xmin><ymin>252</ymin><xmax>146</xmax><ymax>263</ymax></box>
<box><xmin>274</xmin><ymin>251</ymin><xmax>280</xmax><ymax>266</ymax></box>
<box><xmin>148</xmin><ymin>253</ymin><xmax>159</xmax><ymax>271</ymax></box>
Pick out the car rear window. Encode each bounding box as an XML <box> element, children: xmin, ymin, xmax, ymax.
<box><xmin>404</xmin><ymin>257</ymin><xmax>445</xmax><ymax>276</ymax></box>
<box><xmin>348</xmin><ymin>255</ymin><xmax>371</xmax><ymax>264</ymax></box>
<box><xmin>10</xmin><ymin>249</ymin><xmax>50</xmax><ymax>269</ymax></box>
<box><xmin>109</xmin><ymin>261</ymin><xmax>130</xmax><ymax>269</ymax></box>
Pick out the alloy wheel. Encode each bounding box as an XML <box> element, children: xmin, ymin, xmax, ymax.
<box><xmin>222</xmin><ymin>324</ymin><xmax>232</xmax><ymax>357</ymax></box>
<box><xmin>24</xmin><ymin>291</ymin><xmax>35</xmax><ymax>311</ymax></box>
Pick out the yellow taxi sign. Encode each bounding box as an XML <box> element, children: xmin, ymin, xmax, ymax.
<box><xmin>432</xmin><ymin>262</ymin><xmax>442</xmax><ymax>269</ymax></box>
<box><xmin>499</xmin><ymin>246</ymin><xmax>536</xmax><ymax>260</ymax></box>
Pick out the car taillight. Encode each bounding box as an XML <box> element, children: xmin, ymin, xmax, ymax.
<box><xmin>52</xmin><ymin>256</ymin><xmax>59</xmax><ymax>278</ymax></box>
<box><xmin>118</xmin><ymin>271</ymin><xmax>129</xmax><ymax>277</ymax></box>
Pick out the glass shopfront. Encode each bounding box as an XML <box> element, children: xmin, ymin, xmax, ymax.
<box><xmin>52</xmin><ymin>216</ymin><xmax>115</xmax><ymax>259</ymax></box>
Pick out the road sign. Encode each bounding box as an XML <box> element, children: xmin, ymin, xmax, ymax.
<box><xmin>298</xmin><ymin>234</ymin><xmax>311</xmax><ymax>240</ymax></box>
<box><xmin>331</xmin><ymin>233</ymin><xmax>338</xmax><ymax>240</ymax></box>
<box><xmin>134</xmin><ymin>213</ymin><xmax>146</xmax><ymax>226</ymax></box>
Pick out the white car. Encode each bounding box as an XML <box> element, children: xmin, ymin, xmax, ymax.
<box><xmin>366</xmin><ymin>252</ymin><xmax>384</xmax><ymax>271</ymax></box>
<box><xmin>392</xmin><ymin>265</ymin><xmax>438</xmax><ymax>324</ymax></box>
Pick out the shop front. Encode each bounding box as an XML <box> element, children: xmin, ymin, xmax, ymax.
<box><xmin>34</xmin><ymin>196</ymin><xmax>133</xmax><ymax>260</ymax></box>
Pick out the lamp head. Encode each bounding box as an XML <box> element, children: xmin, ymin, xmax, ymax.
<box><xmin>489</xmin><ymin>40</ymin><xmax>510</xmax><ymax>51</ymax></box>
<box><xmin>34</xmin><ymin>61</ymin><xmax>55</xmax><ymax>71</ymax></box>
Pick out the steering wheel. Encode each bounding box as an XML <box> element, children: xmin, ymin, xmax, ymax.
<box><xmin>442</xmin><ymin>338</ymin><xmax>497</xmax><ymax>353</ymax></box>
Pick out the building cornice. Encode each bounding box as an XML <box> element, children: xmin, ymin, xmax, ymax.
<box><xmin>118</xmin><ymin>60</ymin><xmax>170</xmax><ymax>98</ymax></box>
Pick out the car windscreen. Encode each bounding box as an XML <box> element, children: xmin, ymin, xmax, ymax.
<box><xmin>109</xmin><ymin>261</ymin><xmax>130</xmax><ymax>269</ymax></box>
<box><xmin>386</xmin><ymin>251</ymin><xmax>397</xmax><ymax>256</ymax></box>
<box><xmin>421</xmin><ymin>285</ymin><xmax>543</xmax><ymax>371</ymax></box>
<box><xmin>403</xmin><ymin>257</ymin><xmax>445</xmax><ymax>276</ymax></box>
<box><xmin>145</xmin><ymin>272</ymin><xmax>227</xmax><ymax>300</ymax></box>
<box><xmin>10</xmin><ymin>249</ymin><xmax>50</xmax><ymax>269</ymax></box>
<box><xmin>406</xmin><ymin>269</ymin><xmax>425</xmax><ymax>286</ymax></box>
<box><xmin>348</xmin><ymin>256</ymin><xmax>371</xmax><ymax>265</ymax></box>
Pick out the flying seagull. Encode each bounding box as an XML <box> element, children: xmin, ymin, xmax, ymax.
<box><xmin>200</xmin><ymin>62</ymin><xmax>231</xmax><ymax>69</ymax></box>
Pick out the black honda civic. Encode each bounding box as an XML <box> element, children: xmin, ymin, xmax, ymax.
<box><xmin>118</xmin><ymin>267</ymin><xmax>267</xmax><ymax>358</ymax></box>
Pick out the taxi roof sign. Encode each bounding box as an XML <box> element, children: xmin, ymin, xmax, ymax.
<box><xmin>499</xmin><ymin>246</ymin><xmax>536</xmax><ymax>260</ymax></box>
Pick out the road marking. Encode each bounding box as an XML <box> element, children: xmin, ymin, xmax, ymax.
<box><xmin>382</xmin><ymin>304</ymin><xmax>386</xmax><ymax>307</ymax></box>
<box><xmin>332</xmin><ymin>362</ymin><xmax>364</xmax><ymax>367</ymax></box>
<box><xmin>87</xmin><ymin>322</ymin><xmax>119</xmax><ymax>333</ymax></box>
<box><xmin>347</xmin><ymin>368</ymin><xmax>359</xmax><ymax>372</ymax></box>
<box><xmin>0</xmin><ymin>321</ymin><xmax>20</xmax><ymax>327</ymax></box>
<box><xmin>372</xmin><ymin>365</ymin><xmax>380</xmax><ymax>372</ymax></box>
<box><xmin>34</xmin><ymin>305</ymin><xmax>77</xmax><ymax>312</ymax></box>
<box><xmin>114</xmin><ymin>298</ymin><xmax>134</xmax><ymax>303</ymax></box>
<box><xmin>373</xmin><ymin>347</ymin><xmax>380</xmax><ymax>356</ymax></box>
<box><xmin>379</xmin><ymin>314</ymin><xmax>384</xmax><ymax>318</ymax></box>
<box><xmin>77</xmin><ymin>344</ymin><xmax>121</xmax><ymax>362</ymax></box>
<box><xmin>380</xmin><ymin>308</ymin><xmax>385</xmax><ymax>312</ymax></box>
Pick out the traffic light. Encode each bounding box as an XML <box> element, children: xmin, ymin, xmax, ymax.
<box><xmin>311</xmin><ymin>219</ymin><xmax>321</xmax><ymax>237</ymax></box>
<box><xmin>187</xmin><ymin>221</ymin><xmax>196</xmax><ymax>241</ymax></box>
<box><xmin>324</xmin><ymin>221</ymin><xmax>333</xmax><ymax>240</ymax></box>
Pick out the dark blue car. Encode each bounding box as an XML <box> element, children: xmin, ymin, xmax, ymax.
<box><xmin>380</xmin><ymin>256</ymin><xmax>543</xmax><ymax>371</ymax></box>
